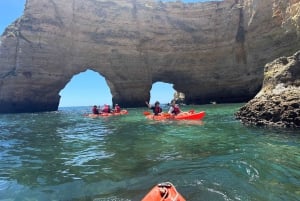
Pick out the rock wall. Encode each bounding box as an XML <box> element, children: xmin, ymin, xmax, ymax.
<box><xmin>0</xmin><ymin>0</ymin><xmax>300</xmax><ymax>113</ymax></box>
<box><xmin>235</xmin><ymin>50</ymin><xmax>300</xmax><ymax>128</ymax></box>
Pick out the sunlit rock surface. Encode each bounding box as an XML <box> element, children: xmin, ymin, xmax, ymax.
<box><xmin>235</xmin><ymin>50</ymin><xmax>300</xmax><ymax>128</ymax></box>
<box><xmin>0</xmin><ymin>0</ymin><xmax>300</xmax><ymax>113</ymax></box>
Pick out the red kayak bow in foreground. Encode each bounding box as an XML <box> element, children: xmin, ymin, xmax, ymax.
<box><xmin>142</xmin><ymin>182</ymin><xmax>186</xmax><ymax>201</ymax></box>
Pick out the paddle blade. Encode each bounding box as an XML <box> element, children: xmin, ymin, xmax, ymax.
<box><xmin>143</xmin><ymin>111</ymin><xmax>151</xmax><ymax>116</ymax></box>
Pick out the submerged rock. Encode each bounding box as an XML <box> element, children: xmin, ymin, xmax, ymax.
<box><xmin>235</xmin><ymin>51</ymin><xmax>300</xmax><ymax>128</ymax></box>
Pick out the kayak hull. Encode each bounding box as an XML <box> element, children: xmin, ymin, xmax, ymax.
<box><xmin>142</xmin><ymin>182</ymin><xmax>186</xmax><ymax>201</ymax></box>
<box><xmin>175</xmin><ymin>111</ymin><xmax>205</xmax><ymax>120</ymax></box>
<box><xmin>87</xmin><ymin>110</ymin><xmax>128</xmax><ymax>118</ymax></box>
<box><xmin>145</xmin><ymin>111</ymin><xmax>205</xmax><ymax>121</ymax></box>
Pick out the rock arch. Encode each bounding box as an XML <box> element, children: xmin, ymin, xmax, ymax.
<box><xmin>58</xmin><ymin>69</ymin><xmax>113</xmax><ymax>107</ymax></box>
<box><xmin>0</xmin><ymin>0</ymin><xmax>300</xmax><ymax>113</ymax></box>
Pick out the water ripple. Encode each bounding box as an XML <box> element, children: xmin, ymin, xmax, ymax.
<box><xmin>0</xmin><ymin>105</ymin><xmax>299</xmax><ymax>200</ymax></box>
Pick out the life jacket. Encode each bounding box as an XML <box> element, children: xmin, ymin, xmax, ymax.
<box><xmin>172</xmin><ymin>105</ymin><xmax>180</xmax><ymax>115</ymax></box>
<box><xmin>154</xmin><ymin>106</ymin><xmax>162</xmax><ymax>115</ymax></box>
<box><xmin>114</xmin><ymin>105</ymin><xmax>121</xmax><ymax>113</ymax></box>
<box><xmin>102</xmin><ymin>105</ymin><xmax>111</xmax><ymax>113</ymax></box>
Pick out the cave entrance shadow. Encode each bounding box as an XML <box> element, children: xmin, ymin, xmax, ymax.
<box><xmin>58</xmin><ymin>69</ymin><xmax>112</xmax><ymax>107</ymax></box>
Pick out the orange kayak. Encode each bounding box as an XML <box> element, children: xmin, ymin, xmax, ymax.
<box><xmin>142</xmin><ymin>182</ymin><xmax>186</xmax><ymax>201</ymax></box>
<box><xmin>145</xmin><ymin>111</ymin><xmax>205</xmax><ymax>121</ymax></box>
<box><xmin>87</xmin><ymin>109</ymin><xmax>128</xmax><ymax>118</ymax></box>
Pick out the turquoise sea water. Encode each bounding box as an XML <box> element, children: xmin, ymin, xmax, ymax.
<box><xmin>0</xmin><ymin>103</ymin><xmax>299</xmax><ymax>201</ymax></box>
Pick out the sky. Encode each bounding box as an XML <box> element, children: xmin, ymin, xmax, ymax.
<box><xmin>0</xmin><ymin>0</ymin><xmax>218</xmax><ymax>107</ymax></box>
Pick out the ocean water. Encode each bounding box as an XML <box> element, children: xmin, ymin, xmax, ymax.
<box><xmin>0</xmin><ymin>103</ymin><xmax>299</xmax><ymax>201</ymax></box>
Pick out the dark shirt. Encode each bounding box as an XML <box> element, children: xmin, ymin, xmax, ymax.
<box><xmin>151</xmin><ymin>106</ymin><xmax>162</xmax><ymax>115</ymax></box>
<box><xmin>92</xmin><ymin>107</ymin><xmax>99</xmax><ymax>114</ymax></box>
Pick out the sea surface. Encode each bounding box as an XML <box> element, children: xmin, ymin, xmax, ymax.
<box><xmin>0</xmin><ymin>103</ymin><xmax>299</xmax><ymax>201</ymax></box>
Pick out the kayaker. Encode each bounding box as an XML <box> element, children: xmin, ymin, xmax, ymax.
<box><xmin>92</xmin><ymin>105</ymin><xmax>99</xmax><ymax>114</ymax></box>
<box><xmin>114</xmin><ymin>104</ymin><xmax>121</xmax><ymax>113</ymax></box>
<box><xmin>101</xmin><ymin>104</ymin><xmax>111</xmax><ymax>113</ymax></box>
<box><xmin>168</xmin><ymin>100</ymin><xmax>182</xmax><ymax>115</ymax></box>
<box><xmin>145</xmin><ymin>101</ymin><xmax>162</xmax><ymax>115</ymax></box>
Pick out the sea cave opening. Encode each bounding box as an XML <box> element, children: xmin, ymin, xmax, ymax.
<box><xmin>149</xmin><ymin>82</ymin><xmax>176</xmax><ymax>106</ymax></box>
<box><xmin>59</xmin><ymin>69</ymin><xmax>112</xmax><ymax>108</ymax></box>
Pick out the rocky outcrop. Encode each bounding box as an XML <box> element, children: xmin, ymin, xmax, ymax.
<box><xmin>235</xmin><ymin>51</ymin><xmax>300</xmax><ymax>128</ymax></box>
<box><xmin>173</xmin><ymin>92</ymin><xmax>185</xmax><ymax>104</ymax></box>
<box><xmin>0</xmin><ymin>0</ymin><xmax>300</xmax><ymax>113</ymax></box>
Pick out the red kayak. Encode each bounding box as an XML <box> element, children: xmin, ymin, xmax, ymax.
<box><xmin>142</xmin><ymin>182</ymin><xmax>186</xmax><ymax>201</ymax></box>
<box><xmin>144</xmin><ymin>110</ymin><xmax>205</xmax><ymax>121</ymax></box>
<box><xmin>87</xmin><ymin>109</ymin><xmax>128</xmax><ymax>118</ymax></box>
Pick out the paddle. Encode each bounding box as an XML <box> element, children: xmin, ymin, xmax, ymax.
<box><xmin>143</xmin><ymin>111</ymin><xmax>151</xmax><ymax>115</ymax></box>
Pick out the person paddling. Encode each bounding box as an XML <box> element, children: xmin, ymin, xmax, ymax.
<box><xmin>145</xmin><ymin>101</ymin><xmax>162</xmax><ymax>116</ymax></box>
<box><xmin>101</xmin><ymin>104</ymin><xmax>111</xmax><ymax>113</ymax></box>
<box><xmin>114</xmin><ymin>104</ymin><xmax>121</xmax><ymax>113</ymax></box>
<box><xmin>92</xmin><ymin>105</ymin><xmax>100</xmax><ymax>114</ymax></box>
<box><xmin>168</xmin><ymin>100</ymin><xmax>182</xmax><ymax>115</ymax></box>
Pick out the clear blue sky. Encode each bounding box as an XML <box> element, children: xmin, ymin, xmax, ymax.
<box><xmin>0</xmin><ymin>0</ymin><xmax>217</xmax><ymax>107</ymax></box>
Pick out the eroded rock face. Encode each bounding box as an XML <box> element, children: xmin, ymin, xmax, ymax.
<box><xmin>0</xmin><ymin>0</ymin><xmax>300</xmax><ymax>113</ymax></box>
<box><xmin>235</xmin><ymin>51</ymin><xmax>300</xmax><ymax>128</ymax></box>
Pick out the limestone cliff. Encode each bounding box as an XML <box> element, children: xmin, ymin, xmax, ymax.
<box><xmin>0</xmin><ymin>0</ymin><xmax>300</xmax><ymax>113</ymax></box>
<box><xmin>235</xmin><ymin>50</ymin><xmax>300</xmax><ymax>128</ymax></box>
